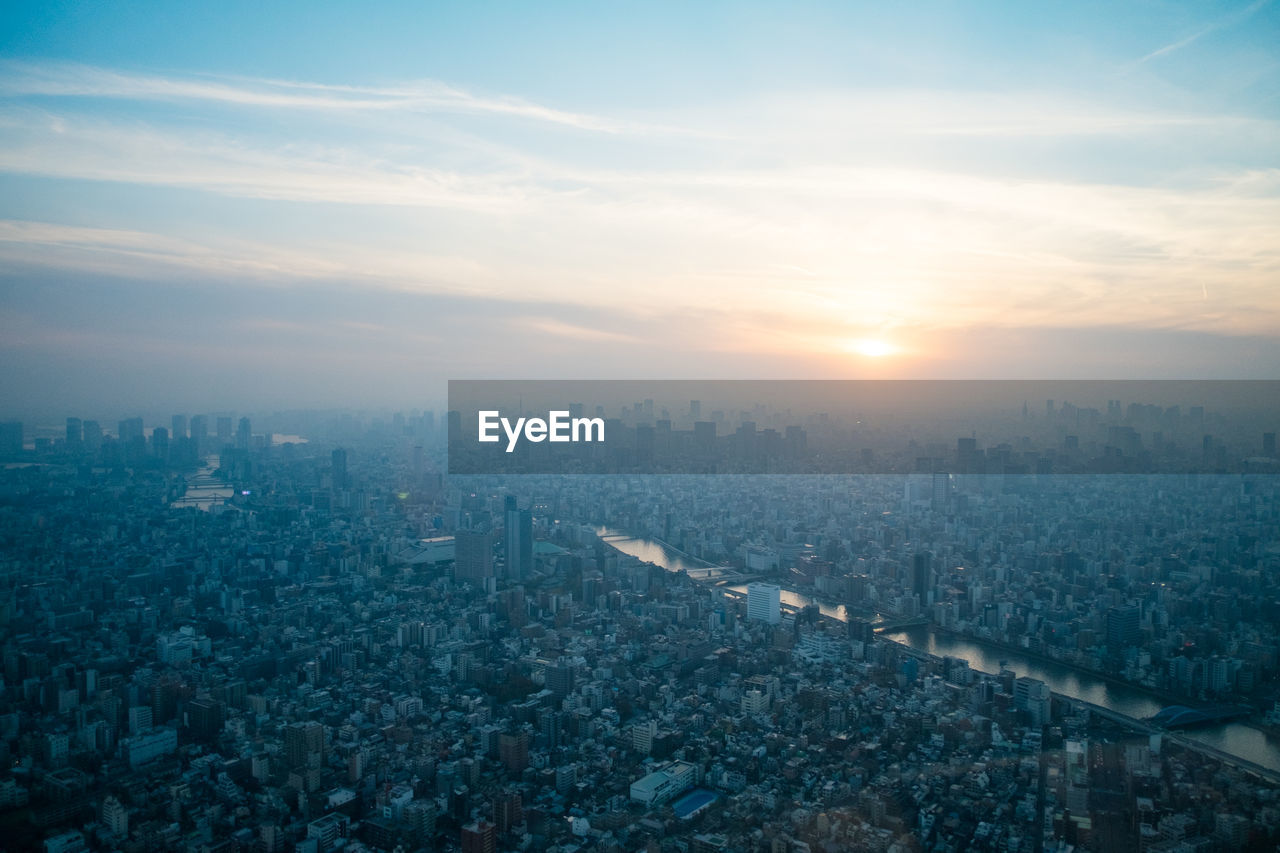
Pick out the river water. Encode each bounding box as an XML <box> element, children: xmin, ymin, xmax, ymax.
<box><xmin>596</xmin><ymin>529</ymin><xmax>713</xmax><ymax>574</ymax></box>
<box><xmin>169</xmin><ymin>455</ymin><xmax>234</xmax><ymax>510</ymax></box>
<box><xmin>601</xmin><ymin>529</ymin><xmax>1280</xmax><ymax>773</ymax></box>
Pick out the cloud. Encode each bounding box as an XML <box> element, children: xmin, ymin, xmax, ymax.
<box><xmin>0</xmin><ymin>61</ymin><xmax>636</xmax><ymax>133</ymax></box>
<box><xmin>1137</xmin><ymin>0</ymin><xmax>1272</xmax><ymax>64</ymax></box>
<box><xmin>515</xmin><ymin>317</ymin><xmax>640</xmax><ymax>343</ymax></box>
<box><xmin>0</xmin><ymin>110</ymin><xmax>534</xmax><ymax>212</ymax></box>
<box><xmin>0</xmin><ymin>61</ymin><xmax>1277</xmax><ymax>350</ymax></box>
<box><xmin>0</xmin><ymin>217</ymin><xmax>522</xmax><ymax>312</ymax></box>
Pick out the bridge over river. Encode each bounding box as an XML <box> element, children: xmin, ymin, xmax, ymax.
<box><xmin>1148</xmin><ymin>704</ymin><xmax>1252</xmax><ymax>729</ymax></box>
<box><xmin>598</xmin><ymin>527</ymin><xmax>1280</xmax><ymax>776</ymax></box>
<box><xmin>598</xmin><ymin>528</ymin><xmax>931</xmax><ymax>630</ymax></box>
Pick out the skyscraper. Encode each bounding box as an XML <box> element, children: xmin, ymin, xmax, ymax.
<box><xmin>455</xmin><ymin>529</ymin><xmax>494</xmax><ymax>583</ymax></box>
<box><xmin>284</xmin><ymin>720</ymin><xmax>326</xmax><ymax>769</ymax></box>
<box><xmin>492</xmin><ymin>789</ymin><xmax>523</xmax><ymax>835</ymax></box>
<box><xmin>150</xmin><ymin>426</ymin><xmax>169</xmax><ymax>460</ymax></box>
<box><xmin>747</xmin><ymin>582</ymin><xmax>781</xmax><ymax>624</ymax></box>
<box><xmin>236</xmin><ymin>417</ymin><xmax>251</xmax><ymax>450</ymax></box>
<box><xmin>65</xmin><ymin>417</ymin><xmax>82</xmax><ymax>446</ymax></box>
<box><xmin>118</xmin><ymin>417</ymin><xmax>144</xmax><ymax>443</ymax></box>
<box><xmin>931</xmin><ymin>472</ymin><xmax>951</xmax><ymax>509</ymax></box>
<box><xmin>912</xmin><ymin>551</ymin><xmax>932</xmax><ymax>599</ymax></box>
<box><xmin>694</xmin><ymin>421</ymin><xmax>716</xmax><ymax>454</ymax></box>
<box><xmin>189</xmin><ymin>414</ymin><xmax>208</xmax><ymax>448</ymax></box>
<box><xmin>119</xmin><ymin>417</ymin><xmax>146</xmax><ymax>465</ymax></box>
<box><xmin>331</xmin><ymin>448</ymin><xmax>349</xmax><ymax>491</ymax></box>
<box><xmin>82</xmin><ymin>420</ymin><xmax>102</xmax><ymax>453</ymax></box>
<box><xmin>504</xmin><ymin>496</ymin><xmax>532</xmax><ymax>581</ymax></box>
<box><xmin>1107</xmin><ymin>605</ymin><xmax>1141</xmax><ymax>651</ymax></box>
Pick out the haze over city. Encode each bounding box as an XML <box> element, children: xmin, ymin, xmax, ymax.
<box><xmin>5</xmin><ymin>6</ymin><xmax>1280</xmax><ymax>852</ymax></box>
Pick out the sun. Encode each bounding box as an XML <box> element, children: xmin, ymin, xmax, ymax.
<box><xmin>848</xmin><ymin>338</ymin><xmax>898</xmax><ymax>358</ymax></box>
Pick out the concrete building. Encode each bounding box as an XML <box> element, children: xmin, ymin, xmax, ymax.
<box><xmin>747</xmin><ymin>582</ymin><xmax>781</xmax><ymax>624</ymax></box>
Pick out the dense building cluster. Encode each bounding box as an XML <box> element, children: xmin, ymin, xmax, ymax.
<box><xmin>1</xmin><ymin>407</ymin><xmax>1278</xmax><ymax>852</ymax></box>
<box><xmin>561</xmin><ymin>470</ymin><xmax>1280</xmax><ymax>705</ymax></box>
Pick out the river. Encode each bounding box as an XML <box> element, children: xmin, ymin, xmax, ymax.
<box><xmin>596</xmin><ymin>528</ymin><xmax>718</xmax><ymax>574</ymax></box>
<box><xmin>169</xmin><ymin>455</ymin><xmax>234</xmax><ymax>510</ymax></box>
<box><xmin>601</xmin><ymin>529</ymin><xmax>1280</xmax><ymax>774</ymax></box>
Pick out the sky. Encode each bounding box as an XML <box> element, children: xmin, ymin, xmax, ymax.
<box><xmin>1</xmin><ymin>1</ymin><xmax>1278</xmax><ymax>418</ymax></box>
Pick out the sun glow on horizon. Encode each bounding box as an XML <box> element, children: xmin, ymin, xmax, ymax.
<box><xmin>848</xmin><ymin>338</ymin><xmax>898</xmax><ymax>358</ymax></box>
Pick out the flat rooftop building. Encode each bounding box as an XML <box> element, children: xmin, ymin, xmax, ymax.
<box><xmin>630</xmin><ymin>760</ymin><xmax>698</xmax><ymax>806</ymax></box>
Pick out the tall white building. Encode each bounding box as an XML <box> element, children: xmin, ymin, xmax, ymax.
<box><xmin>747</xmin><ymin>582</ymin><xmax>781</xmax><ymax>624</ymax></box>
<box><xmin>1014</xmin><ymin>676</ymin><xmax>1052</xmax><ymax>726</ymax></box>
<box><xmin>102</xmin><ymin>795</ymin><xmax>129</xmax><ymax>837</ymax></box>
<box><xmin>741</xmin><ymin>689</ymin><xmax>769</xmax><ymax>715</ymax></box>
<box><xmin>631</xmin><ymin>719</ymin><xmax>657</xmax><ymax>755</ymax></box>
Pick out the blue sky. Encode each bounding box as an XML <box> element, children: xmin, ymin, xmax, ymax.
<box><xmin>1</xmin><ymin>2</ymin><xmax>1277</xmax><ymax>416</ymax></box>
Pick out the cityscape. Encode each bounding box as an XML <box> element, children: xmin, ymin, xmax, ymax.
<box><xmin>1</xmin><ymin>403</ymin><xmax>1278</xmax><ymax>851</ymax></box>
<box><xmin>3</xmin><ymin>2</ymin><xmax>1278</xmax><ymax>852</ymax></box>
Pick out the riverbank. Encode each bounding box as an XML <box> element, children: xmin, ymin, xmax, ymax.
<box><xmin>643</xmin><ymin>534</ymin><xmax>720</xmax><ymax>569</ymax></box>
<box><xmin>595</xmin><ymin>527</ymin><xmax>1280</xmax><ymax>775</ymax></box>
<box><xmin>597</xmin><ymin>527</ymin><xmax>721</xmax><ymax>569</ymax></box>
<box><xmin>919</xmin><ymin>623</ymin><xmax>1277</xmax><ymax>742</ymax></box>
<box><xmin>876</xmin><ymin>630</ymin><xmax>1280</xmax><ymax>784</ymax></box>
<box><xmin>169</xmin><ymin>455</ymin><xmax>232</xmax><ymax>511</ymax></box>
<box><xmin>918</xmin><ymin>624</ymin><xmax>1189</xmax><ymax>711</ymax></box>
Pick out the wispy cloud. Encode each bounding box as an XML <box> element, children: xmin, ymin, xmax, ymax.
<box><xmin>0</xmin><ymin>218</ymin><xmax>496</xmax><ymax>294</ymax></box>
<box><xmin>0</xmin><ymin>109</ymin><xmax>535</xmax><ymax>211</ymax></box>
<box><xmin>0</xmin><ymin>61</ymin><xmax>637</xmax><ymax>133</ymax></box>
<box><xmin>0</xmin><ymin>61</ymin><xmax>1277</xmax><ymax>347</ymax></box>
<box><xmin>516</xmin><ymin>317</ymin><xmax>639</xmax><ymax>343</ymax></box>
<box><xmin>1137</xmin><ymin>0</ymin><xmax>1272</xmax><ymax>64</ymax></box>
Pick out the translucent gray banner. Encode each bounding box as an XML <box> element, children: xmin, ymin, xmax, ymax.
<box><xmin>447</xmin><ymin>380</ymin><xmax>1280</xmax><ymax>475</ymax></box>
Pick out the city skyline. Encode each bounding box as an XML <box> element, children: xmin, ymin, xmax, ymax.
<box><xmin>1</xmin><ymin>2</ymin><xmax>1278</xmax><ymax>415</ymax></box>
<box><xmin>4</xmin><ymin>6</ymin><xmax>1280</xmax><ymax>850</ymax></box>
<box><xmin>3</xmin><ymin>410</ymin><xmax>1280</xmax><ymax>850</ymax></box>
